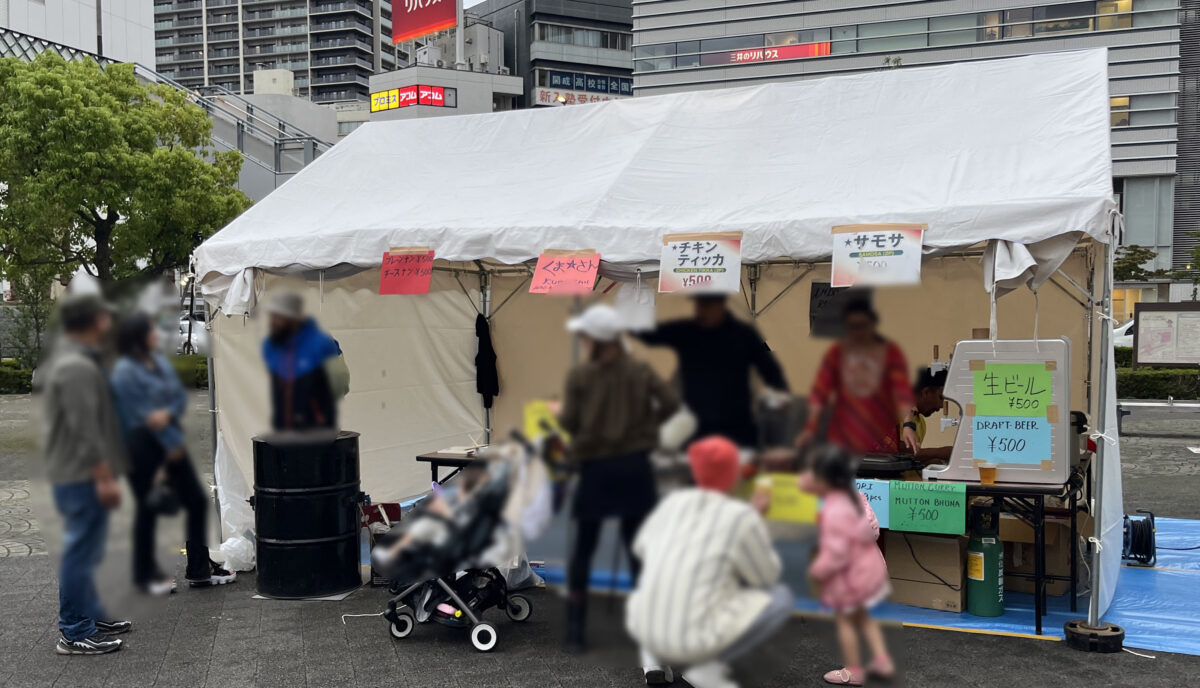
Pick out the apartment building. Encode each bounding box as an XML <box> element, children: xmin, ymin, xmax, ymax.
<box><xmin>154</xmin><ymin>0</ymin><xmax>408</xmax><ymax>103</ymax></box>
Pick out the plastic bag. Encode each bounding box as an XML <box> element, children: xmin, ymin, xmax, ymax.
<box><xmin>219</xmin><ymin>536</ymin><xmax>256</xmax><ymax>572</ymax></box>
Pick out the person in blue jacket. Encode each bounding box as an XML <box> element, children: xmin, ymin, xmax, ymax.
<box><xmin>111</xmin><ymin>312</ymin><xmax>235</xmax><ymax>594</ymax></box>
<box><xmin>261</xmin><ymin>291</ymin><xmax>350</xmax><ymax>431</ymax></box>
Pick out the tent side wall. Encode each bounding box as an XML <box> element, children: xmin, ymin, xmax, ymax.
<box><xmin>210</xmin><ymin>270</ymin><xmax>486</xmax><ymax>505</ymax></box>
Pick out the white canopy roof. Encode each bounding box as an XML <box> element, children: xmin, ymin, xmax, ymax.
<box><xmin>197</xmin><ymin>49</ymin><xmax>1115</xmax><ymax>312</ymax></box>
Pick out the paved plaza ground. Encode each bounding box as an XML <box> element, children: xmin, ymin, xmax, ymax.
<box><xmin>2</xmin><ymin>392</ymin><xmax>1199</xmax><ymax>687</ymax></box>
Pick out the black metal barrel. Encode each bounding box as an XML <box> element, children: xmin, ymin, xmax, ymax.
<box><xmin>253</xmin><ymin>430</ymin><xmax>362</xmax><ymax>599</ymax></box>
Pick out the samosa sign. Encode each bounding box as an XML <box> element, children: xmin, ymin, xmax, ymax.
<box><xmin>393</xmin><ymin>0</ymin><xmax>457</xmax><ymax>43</ymax></box>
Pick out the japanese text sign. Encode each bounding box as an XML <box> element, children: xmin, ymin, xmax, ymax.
<box><xmin>379</xmin><ymin>247</ymin><xmax>434</xmax><ymax>295</ymax></box>
<box><xmin>393</xmin><ymin>0</ymin><xmax>456</xmax><ymax>43</ymax></box>
<box><xmin>888</xmin><ymin>481</ymin><xmax>966</xmax><ymax>535</ymax></box>
<box><xmin>831</xmin><ymin>223</ymin><xmax>925</xmax><ymax>288</ymax></box>
<box><xmin>659</xmin><ymin>231</ymin><xmax>742</xmax><ymax>294</ymax></box>
<box><xmin>973</xmin><ymin>363</ymin><xmax>1053</xmax><ymax>418</ymax></box>
<box><xmin>856</xmin><ymin>479</ymin><xmax>891</xmax><ymax>529</ymax></box>
<box><xmin>529</xmin><ymin>250</ymin><xmax>600</xmax><ymax>295</ymax></box>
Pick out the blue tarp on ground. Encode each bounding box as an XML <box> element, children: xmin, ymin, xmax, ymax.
<box><xmin>533</xmin><ymin>517</ymin><xmax>1200</xmax><ymax>656</ymax></box>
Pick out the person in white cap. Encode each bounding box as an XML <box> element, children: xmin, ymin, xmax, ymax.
<box><xmin>559</xmin><ymin>303</ymin><xmax>681</xmax><ymax>654</ymax></box>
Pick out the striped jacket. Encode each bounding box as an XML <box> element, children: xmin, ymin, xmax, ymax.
<box><xmin>626</xmin><ymin>488</ymin><xmax>781</xmax><ymax>665</ymax></box>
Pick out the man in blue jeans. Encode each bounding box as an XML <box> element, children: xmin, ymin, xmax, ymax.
<box><xmin>43</xmin><ymin>293</ymin><xmax>132</xmax><ymax>655</ymax></box>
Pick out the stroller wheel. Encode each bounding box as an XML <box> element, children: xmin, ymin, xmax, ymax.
<box><xmin>470</xmin><ymin>622</ymin><xmax>498</xmax><ymax>652</ymax></box>
<box><xmin>389</xmin><ymin>611</ymin><xmax>415</xmax><ymax>639</ymax></box>
<box><xmin>505</xmin><ymin>595</ymin><xmax>532</xmax><ymax>623</ymax></box>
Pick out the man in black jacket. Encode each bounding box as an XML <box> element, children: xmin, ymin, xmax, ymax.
<box><xmin>636</xmin><ymin>296</ymin><xmax>788</xmax><ymax>448</ymax></box>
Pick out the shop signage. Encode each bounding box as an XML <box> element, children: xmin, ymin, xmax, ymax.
<box><xmin>856</xmin><ymin>479</ymin><xmax>891</xmax><ymax>529</ymax></box>
<box><xmin>830</xmin><ymin>223</ymin><xmax>925</xmax><ymax>288</ymax></box>
<box><xmin>371</xmin><ymin>85</ymin><xmax>456</xmax><ymax>112</ymax></box>
<box><xmin>379</xmin><ymin>247</ymin><xmax>435</xmax><ymax>295</ymax></box>
<box><xmin>393</xmin><ymin>0</ymin><xmax>457</xmax><ymax>44</ymax></box>
<box><xmin>546</xmin><ymin>71</ymin><xmax>633</xmax><ymax>96</ymax></box>
<box><xmin>658</xmin><ymin>232</ymin><xmax>742</xmax><ymax>294</ymax></box>
<box><xmin>533</xmin><ymin>87</ymin><xmax>625</xmax><ymax>107</ymax></box>
<box><xmin>700</xmin><ymin>41</ymin><xmax>831</xmax><ymax>67</ymax></box>
<box><xmin>969</xmin><ymin>361</ymin><xmax>1056</xmax><ymax>464</ymax></box>
<box><xmin>888</xmin><ymin>481</ymin><xmax>966</xmax><ymax>535</ymax></box>
<box><xmin>759</xmin><ymin>473</ymin><xmax>818</xmax><ymax>524</ymax></box>
<box><xmin>529</xmin><ymin>249</ymin><xmax>600</xmax><ymax>295</ymax></box>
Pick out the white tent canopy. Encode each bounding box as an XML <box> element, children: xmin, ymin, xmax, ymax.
<box><xmin>197</xmin><ymin>49</ymin><xmax>1115</xmax><ymax>312</ymax></box>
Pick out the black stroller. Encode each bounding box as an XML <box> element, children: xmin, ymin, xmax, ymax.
<box><xmin>378</xmin><ymin>461</ymin><xmax>533</xmax><ymax>652</ymax></box>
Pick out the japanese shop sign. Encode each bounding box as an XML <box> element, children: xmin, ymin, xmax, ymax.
<box><xmin>393</xmin><ymin>0</ymin><xmax>456</xmax><ymax>43</ymax></box>
<box><xmin>972</xmin><ymin>417</ymin><xmax>1052</xmax><ymax>464</ymax></box>
<box><xmin>700</xmin><ymin>41</ymin><xmax>831</xmax><ymax>66</ymax></box>
<box><xmin>888</xmin><ymin>481</ymin><xmax>966</xmax><ymax>535</ymax></box>
<box><xmin>533</xmin><ymin>87</ymin><xmax>626</xmax><ymax>107</ymax></box>
<box><xmin>830</xmin><ymin>223</ymin><xmax>925</xmax><ymax>288</ymax></box>
<box><xmin>856</xmin><ymin>479</ymin><xmax>891</xmax><ymax>529</ymax></box>
<box><xmin>546</xmin><ymin>71</ymin><xmax>633</xmax><ymax>96</ymax></box>
<box><xmin>658</xmin><ymin>232</ymin><xmax>742</xmax><ymax>294</ymax></box>
<box><xmin>973</xmin><ymin>363</ymin><xmax>1054</xmax><ymax>417</ymax></box>
<box><xmin>371</xmin><ymin>85</ymin><xmax>455</xmax><ymax>112</ymax></box>
<box><xmin>529</xmin><ymin>249</ymin><xmax>600</xmax><ymax>295</ymax></box>
<box><xmin>379</xmin><ymin>247</ymin><xmax>435</xmax><ymax>295</ymax></box>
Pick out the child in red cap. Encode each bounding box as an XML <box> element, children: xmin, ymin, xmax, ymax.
<box><xmin>626</xmin><ymin>436</ymin><xmax>793</xmax><ymax>688</ymax></box>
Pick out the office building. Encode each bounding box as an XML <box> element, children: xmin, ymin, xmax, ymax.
<box><xmin>1</xmin><ymin>0</ymin><xmax>154</xmax><ymax>64</ymax></box>
<box><xmin>468</xmin><ymin>0</ymin><xmax>634</xmax><ymax>107</ymax></box>
<box><xmin>153</xmin><ymin>0</ymin><xmax>408</xmax><ymax>104</ymax></box>
<box><xmin>633</xmin><ymin>0</ymin><xmax>1190</xmax><ymax>315</ymax></box>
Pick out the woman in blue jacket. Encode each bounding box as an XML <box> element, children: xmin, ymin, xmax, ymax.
<box><xmin>111</xmin><ymin>312</ymin><xmax>234</xmax><ymax>595</ymax></box>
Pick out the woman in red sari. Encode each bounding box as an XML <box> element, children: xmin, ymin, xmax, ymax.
<box><xmin>797</xmin><ymin>300</ymin><xmax>920</xmax><ymax>456</ymax></box>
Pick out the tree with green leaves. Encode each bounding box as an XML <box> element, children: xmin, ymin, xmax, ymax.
<box><xmin>0</xmin><ymin>53</ymin><xmax>251</xmax><ymax>286</ymax></box>
<box><xmin>2</xmin><ymin>265</ymin><xmax>54</xmax><ymax>369</ymax></box>
<box><xmin>1113</xmin><ymin>244</ymin><xmax>1168</xmax><ymax>283</ymax></box>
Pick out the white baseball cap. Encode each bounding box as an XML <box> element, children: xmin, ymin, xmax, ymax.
<box><xmin>566</xmin><ymin>304</ymin><xmax>624</xmax><ymax>342</ymax></box>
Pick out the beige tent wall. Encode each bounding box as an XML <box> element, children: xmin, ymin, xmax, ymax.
<box><xmin>211</xmin><ymin>269</ymin><xmax>485</xmax><ymax>503</ymax></box>
<box><xmin>489</xmin><ymin>248</ymin><xmax>1097</xmax><ymax>451</ymax></box>
<box><xmin>211</xmin><ymin>247</ymin><xmax>1097</xmax><ymax>505</ymax></box>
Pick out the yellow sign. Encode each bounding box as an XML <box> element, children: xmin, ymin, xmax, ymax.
<box><xmin>371</xmin><ymin>88</ymin><xmax>399</xmax><ymax>112</ymax></box>
<box><xmin>737</xmin><ymin>473</ymin><xmax>818</xmax><ymax>524</ymax></box>
<box><xmin>523</xmin><ymin>399</ymin><xmax>568</xmax><ymax>441</ymax></box>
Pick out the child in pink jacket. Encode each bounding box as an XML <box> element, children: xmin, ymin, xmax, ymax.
<box><xmin>802</xmin><ymin>445</ymin><xmax>892</xmax><ymax>686</ymax></box>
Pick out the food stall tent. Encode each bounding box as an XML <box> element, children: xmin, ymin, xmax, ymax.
<box><xmin>195</xmin><ymin>49</ymin><xmax>1122</xmax><ymax>614</ymax></box>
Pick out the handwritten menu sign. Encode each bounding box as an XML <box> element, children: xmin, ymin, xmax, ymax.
<box><xmin>659</xmin><ymin>231</ymin><xmax>742</xmax><ymax>293</ymax></box>
<box><xmin>379</xmin><ymin>248</ymin><xmax>435</xmax><ymax>295</ymax></box>
<box><xmin>856</xmin><ymin>479</ymin><xmax>891</xmax><ymax>529</ymax></box>
<box><xmin>831</xmin><ymin>223</ymin><xmax>925</xmax><ymax>288</ymax></box>
<box><xmin>529</xmin><ymin>250</ymin><xmax>600</xmax><ymax>295</ymax></box>
<box><xmin>972</xmin><ymin>417</ymin><xmax>1052</xmax><ymax>464</ymax></box>
<box><xmin>974</xmin><ymin>363</ymin><xmax>1053</xmax><ymax>417</ymax></box>
<box><xmin>888</xmin><ymin>481</ymin><xmax>966</xmax><ymax>535</ymax></box>
<box><xmin>762</xmin><ymin>473</ymin><xmax>818</xmax><ymax>524</ymax></box>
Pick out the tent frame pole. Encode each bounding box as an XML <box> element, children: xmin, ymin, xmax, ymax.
<box><xmin>480</xmin><ymin>271</ymin><xmax>493</xmax><ymax>445</ymax></box>
<box><xmin>1085</xmin><ymin>239</ymin><xmax>1114</xmax><ymax>630</ymax></box>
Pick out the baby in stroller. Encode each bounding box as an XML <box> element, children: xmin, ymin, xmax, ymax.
<box><xmin>372</xmin><ymin>439</ymin><xmax>549</xmax><ymax>652</ymax></box>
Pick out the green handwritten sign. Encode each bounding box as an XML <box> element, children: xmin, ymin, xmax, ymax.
<box><xmin>888</xmin><ymin>481</ymin><xmax>966</xmax><ymax>534</ymax></box>
<box><xmin>973</xmin><ymin>363</ymin><xmax>1053</xmax><ymax>417</ymax></box>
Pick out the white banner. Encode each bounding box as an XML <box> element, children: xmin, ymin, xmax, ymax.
<box><xmin>831</xmin><ymin>224</ymin><xmax>925</xmax><ymax>287</ymax></box>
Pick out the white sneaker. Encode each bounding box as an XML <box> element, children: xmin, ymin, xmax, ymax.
<box><xmin>641</xmin><ymin>648</ymin><xmax>675</xmax><ymax>685</ymax></box>
<box><xmin>682</xmin><ymin>662</ymin><xmax>737</xmax><ymax>688</ymax></box>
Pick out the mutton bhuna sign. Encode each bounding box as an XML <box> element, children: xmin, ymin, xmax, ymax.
<box><xmin>393</xmin><ymin>0</ymin><xmax>456</xmax><ymax>44</ymax></box>
<box><xmin>658</xmin><ymin>231</ymin><xmax>743</xmax><ymax>294</ymax></box>
<box><xmin>830</xmin><ymin>223</ymin><xmax>925</xmax><ymax>288</ymax></box>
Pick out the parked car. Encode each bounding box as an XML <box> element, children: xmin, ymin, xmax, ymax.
<box><xmin>1113</xmin><ymin>319</ymin><xmax>1134</xmax><ymax>348</ymax></box>
<box><xmin>177</xmin><ymin>314</ymin><xmax>210</xmax><ymax>355</ymax></box>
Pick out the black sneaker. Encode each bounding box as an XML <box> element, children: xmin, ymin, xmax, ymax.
<box><xmin>95</xmin><ymin>620</ymin><xmax>132</xmax><ymax>635</ymax></box>
<box><xmin>188</xmin><ymin>560</ymin><xmax>236</xmax><ymax>588</ymax></box>
<box><xmin>56</xmin><ymin>632</ymin><xmax>122</xmax><ymax>656</ymax></box>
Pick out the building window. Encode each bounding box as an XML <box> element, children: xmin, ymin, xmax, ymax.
<box><xmin>700</xmin><ymin>35</ymin><xmax>763</xmax><ymax>53</ymax></box>
<box><xmin>929</xmin><ymin>14</ymin><xmax>979</xmax><ymax>46</ymax></box>
<box><xmin>1005</xmin><ymin>8</ymin><xmax>1035</xmax><ymax>37</ymax></box>
<box><xmin>857</xmin><ymin>18</ymin><xmax>928</xmax><ymax>52</ymax></box>
<box><xmin>338</xmin><ymin>121</ymin><xmax>363</xmax><ymax>136</ymax></box>
<box><xmin>1033</xmin><ymin>2</ymin><xmax>1096</xmax><ymax>35</ymax></box>
<box><xmin>1110</xmin><ymin>96</ymin><xmax>1131</xmax><ymax>127</ymax></box>
<box><xmin>1097</xmin><ymin>0</ymin><xmax>1134</xmax><ymax>29</ymax></box>
<box><xmin>538</xmin><ymin>23</ymin><xmax>630</xmax><ymax>51</ymax></box>
<box><xmin>978</xmin><ymin>12</ymin><xmax>1004</xmax><ymax>41</ymax></box>
<box><xmin>1130</xmin><ymin>93</ymin><xmax>1176</xmax><ymax>125</ymax></box>
<box><xmin>634</xmin><ymin>57</ymin><xmax>675</xmax><ymax>72</ymax></box>
<box><xmin>831</xmin><ymin>26</ymin><xmax>857</xmax><ymax>53</ymax></box>
<box><xmin>766</xmin><ymin>28</ymin><xmax>831</xmax><ymax>46</ymax></box>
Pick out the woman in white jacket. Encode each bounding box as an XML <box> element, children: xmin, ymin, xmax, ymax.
<box><xmin>626</xmin><ymin>436</ymin><xmax>793</xmax><ymax>688</ymax></box>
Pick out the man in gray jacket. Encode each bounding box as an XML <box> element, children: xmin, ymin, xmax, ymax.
<box><xmin>43</xmin><ymin>293</ymin><xmax>132</xmax><ymax>655</ymax></box>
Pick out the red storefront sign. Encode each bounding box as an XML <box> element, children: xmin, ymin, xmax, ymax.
<box><xmin>418</xmin><ymin>85</ymin><xmax>445</xmax><ymax>106</ymax></box>
<box><xmin>393</xmin><ymin>0</ymin><xmax>457</xmax><ymax>44</ymax></box>
<box><xmin>397</xmin><ymin>85</ymin><xmax>418</xmax><ymax>107</ymax></box>
<box><xmin>701</xmin><ymin>41</ymin><xmax>831</xmax><ymax>66</ymax></box>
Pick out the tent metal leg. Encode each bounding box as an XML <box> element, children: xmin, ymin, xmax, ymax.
<box><xmin>480</xmin><ymin>272</ymin><xmax>493</xmax><ymax>445</ymax></box>
<box><xmin>1085</xmin><ymin>241</ymin><xmax>1114</xmax><ymax>630</ymax></box>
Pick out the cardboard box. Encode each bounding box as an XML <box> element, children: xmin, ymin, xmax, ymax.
<box><xmin>1002</xmin><ymin>511</ymin><xmax>1093</xmax><ymax>597</ymax></box>
<box><xmin>885</xmin><ymin>531</ymin><xmax>967</xmax><ymax>612</ymax></box>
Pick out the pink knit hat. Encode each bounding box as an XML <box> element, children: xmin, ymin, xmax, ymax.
<box><xmin>688</xmin><ymin>436</ymin><xmax>740</xmax><ymax>492</ymax></box>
